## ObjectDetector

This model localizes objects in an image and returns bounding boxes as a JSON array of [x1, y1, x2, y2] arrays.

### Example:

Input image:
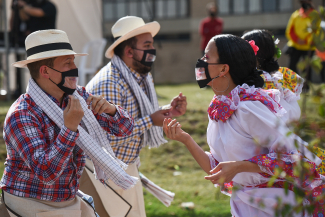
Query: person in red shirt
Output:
[[199, 2, 223, 55]]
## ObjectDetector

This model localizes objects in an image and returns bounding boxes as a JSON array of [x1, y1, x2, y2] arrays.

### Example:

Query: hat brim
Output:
[[13, 51, 88, 68], [105, 21, 160, 59]]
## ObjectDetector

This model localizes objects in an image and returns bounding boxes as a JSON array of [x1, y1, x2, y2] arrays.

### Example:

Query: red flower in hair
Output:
[[247, 40, 259, 55]]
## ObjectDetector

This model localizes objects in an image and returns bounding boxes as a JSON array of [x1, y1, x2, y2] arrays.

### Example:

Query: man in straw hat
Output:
[[85, 16, 187, 217], [0, 29, 138, 217]]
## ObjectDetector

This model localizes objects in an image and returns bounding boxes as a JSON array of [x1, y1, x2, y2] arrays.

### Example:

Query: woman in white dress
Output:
[[242, 29, 303, 123], [163, 34, 325, 217], [242, 29, 325, 175]]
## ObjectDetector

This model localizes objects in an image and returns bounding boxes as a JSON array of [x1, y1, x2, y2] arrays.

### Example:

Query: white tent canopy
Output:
[[51, 0, 103, 63]]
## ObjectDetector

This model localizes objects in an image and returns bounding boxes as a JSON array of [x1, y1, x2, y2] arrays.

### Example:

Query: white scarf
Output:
[[26, 78, 138, 190], [111, 55, 167, 148]]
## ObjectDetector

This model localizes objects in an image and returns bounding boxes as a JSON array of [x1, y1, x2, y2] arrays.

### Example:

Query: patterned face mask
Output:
[[195, 59, 221, 88], [47, 66, 79, 95], [132, 48, 156, 67]]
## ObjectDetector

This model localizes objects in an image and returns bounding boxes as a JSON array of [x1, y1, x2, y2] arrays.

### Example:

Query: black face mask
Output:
[[301, 2, 311, 10], [132, 48, 156, 67], [47, 66, 78, 95], [195, 59, 222, 88], [210, 12, 216, 17]]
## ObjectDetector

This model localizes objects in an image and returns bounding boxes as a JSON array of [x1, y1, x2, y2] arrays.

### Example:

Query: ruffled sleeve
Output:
[[205, 151, 219, 170], [235, 101, 321, 165], [261, 68, 304, 103], [235, 101, 297, 151], [279, 67, 304, 102]]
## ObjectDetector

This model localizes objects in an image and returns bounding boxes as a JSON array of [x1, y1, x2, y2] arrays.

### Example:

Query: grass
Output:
[[0, 83, 324, 216]]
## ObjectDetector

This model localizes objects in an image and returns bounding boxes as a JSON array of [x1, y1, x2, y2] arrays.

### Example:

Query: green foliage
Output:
[[266, 6, 325, 216]]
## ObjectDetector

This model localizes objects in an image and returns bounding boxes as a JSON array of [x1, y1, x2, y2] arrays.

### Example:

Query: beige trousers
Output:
[[79, 160, 146, 217], [3, 191, 96, 217]]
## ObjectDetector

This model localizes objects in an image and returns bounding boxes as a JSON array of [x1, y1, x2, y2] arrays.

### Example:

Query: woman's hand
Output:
[[204, 161, 241, 184], [163, 118, 190, 143]]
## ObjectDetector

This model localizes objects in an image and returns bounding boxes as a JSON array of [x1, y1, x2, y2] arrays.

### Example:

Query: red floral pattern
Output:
[[245, 151, 325, 216], [211, 153, 325, 216], [208, 86, 282, 122]]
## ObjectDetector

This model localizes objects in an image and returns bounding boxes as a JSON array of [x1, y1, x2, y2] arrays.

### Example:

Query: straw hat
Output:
[[13, 29, 87, 68], [105, 16, 160, 59]]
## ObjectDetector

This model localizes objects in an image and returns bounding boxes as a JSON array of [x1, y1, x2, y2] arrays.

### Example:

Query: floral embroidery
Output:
[[207, 84, 285, 122], [312, 146, 325, 176], [246, 151, 325, 216], [260, 67, 304, 102]]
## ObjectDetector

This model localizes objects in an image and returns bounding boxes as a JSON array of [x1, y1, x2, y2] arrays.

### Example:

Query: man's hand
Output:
[[63, 95, 84, 132], [150, 108, 172, 126], [86, 95, 116, 116], [169, 93, 187, 117]]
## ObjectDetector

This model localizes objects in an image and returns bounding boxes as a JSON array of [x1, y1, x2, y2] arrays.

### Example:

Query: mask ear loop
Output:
[[211, 75, 230, 93]]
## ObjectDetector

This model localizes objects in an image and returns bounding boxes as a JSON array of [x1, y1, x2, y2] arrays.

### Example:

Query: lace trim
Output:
[[206, 152, 218, 170], [215, 83, 286, 117]]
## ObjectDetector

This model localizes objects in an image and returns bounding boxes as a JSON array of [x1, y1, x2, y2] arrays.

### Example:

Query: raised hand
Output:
[[63, 95, 84, 132], [169, 93, 187, 117], [86, 95, 116, 116], [163, 118, 190, 143]]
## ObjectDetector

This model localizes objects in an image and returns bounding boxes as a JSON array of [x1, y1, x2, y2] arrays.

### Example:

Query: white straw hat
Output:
[[13, 29, 88, 68], [105, 16, 160, 59]]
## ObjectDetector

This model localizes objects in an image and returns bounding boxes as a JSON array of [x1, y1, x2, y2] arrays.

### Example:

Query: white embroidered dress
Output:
[[205, 84, 319, 217]]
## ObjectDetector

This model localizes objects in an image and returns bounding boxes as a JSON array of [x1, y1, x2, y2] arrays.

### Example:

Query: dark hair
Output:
[[114, 37, 138, 58], [242, 29, 279, 74], [213, 34, 264, 88], [27, 57, 56, 80]]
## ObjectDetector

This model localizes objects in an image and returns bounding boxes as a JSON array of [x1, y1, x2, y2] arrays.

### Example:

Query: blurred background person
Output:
[[9, 0, 28, 47], [9, 0, 57, 97], [16, 0, 57, 34], [199, 2, 223, 56], [285, 0, 320, 89]]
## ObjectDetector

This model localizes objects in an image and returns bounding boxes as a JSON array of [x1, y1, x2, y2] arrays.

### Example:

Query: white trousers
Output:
[[3, 191, 96, 217]]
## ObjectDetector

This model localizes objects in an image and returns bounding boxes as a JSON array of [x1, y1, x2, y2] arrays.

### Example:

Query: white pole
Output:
[[3, 0, 11, 101]]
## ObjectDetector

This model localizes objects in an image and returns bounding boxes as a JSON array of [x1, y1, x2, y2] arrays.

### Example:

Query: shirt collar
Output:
[[41, 87, 69, 107]]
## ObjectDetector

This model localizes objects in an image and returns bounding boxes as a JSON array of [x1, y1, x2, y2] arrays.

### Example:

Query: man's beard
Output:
[[132, 53, 152, 75]]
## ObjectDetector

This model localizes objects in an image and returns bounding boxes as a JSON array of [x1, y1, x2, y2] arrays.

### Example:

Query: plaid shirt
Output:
[[0, 86, 134, 202], [86, 62, 153, 165]]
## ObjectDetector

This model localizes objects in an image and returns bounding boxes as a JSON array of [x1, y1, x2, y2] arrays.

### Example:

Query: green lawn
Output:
[[0, 83, 324, 217]]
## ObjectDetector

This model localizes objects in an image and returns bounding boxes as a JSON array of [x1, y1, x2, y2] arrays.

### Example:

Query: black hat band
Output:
[[26, 42, 73, 57]]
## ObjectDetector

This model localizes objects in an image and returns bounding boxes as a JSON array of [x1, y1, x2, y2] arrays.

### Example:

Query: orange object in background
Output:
[[316, 49, 325, 61]]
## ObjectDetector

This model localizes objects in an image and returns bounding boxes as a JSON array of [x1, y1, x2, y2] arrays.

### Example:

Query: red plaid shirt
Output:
[[0, 86, 134, 202]]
